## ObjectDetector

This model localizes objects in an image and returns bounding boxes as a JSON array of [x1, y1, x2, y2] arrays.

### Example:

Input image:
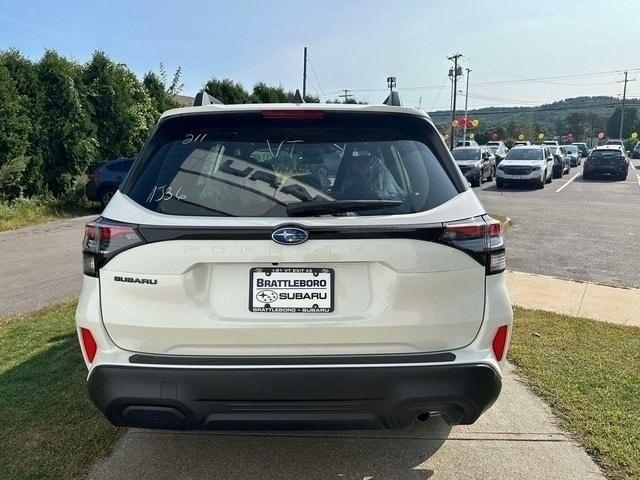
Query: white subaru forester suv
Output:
[[76, 103, 512, 430]]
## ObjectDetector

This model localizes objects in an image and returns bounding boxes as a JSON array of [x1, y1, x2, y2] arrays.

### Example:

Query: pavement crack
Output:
[[576, 281, 589, 316]]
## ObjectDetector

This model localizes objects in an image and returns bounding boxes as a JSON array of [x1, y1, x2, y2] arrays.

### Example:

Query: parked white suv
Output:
[[76, 103, 512, 430], [496, 145, 554, 189]]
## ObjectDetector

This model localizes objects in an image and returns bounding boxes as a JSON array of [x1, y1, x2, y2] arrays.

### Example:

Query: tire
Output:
[[583, 172, 590, 180], [538, 171, 546, 189], [487, 166, 495, 182], [471, 173, 481, 188], [496, 179, 504, 189], [99, 188, 117, 208], [619, 170, 628, 181], [553, 167, 562, 179]]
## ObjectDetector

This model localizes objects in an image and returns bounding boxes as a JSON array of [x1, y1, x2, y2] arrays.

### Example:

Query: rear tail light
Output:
[[439, 216, 506, 274], [492, 325, 509, 361], [82, 218, 144, 276], [80, 327, 98, 363]]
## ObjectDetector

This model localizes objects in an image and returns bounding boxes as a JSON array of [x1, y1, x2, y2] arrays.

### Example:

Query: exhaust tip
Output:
[[416, 412, 430, 422]]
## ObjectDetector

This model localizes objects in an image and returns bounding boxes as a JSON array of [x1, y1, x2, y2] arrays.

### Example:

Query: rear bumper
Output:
[[88, 363, 501, 430], [584, 164, 627, 175]]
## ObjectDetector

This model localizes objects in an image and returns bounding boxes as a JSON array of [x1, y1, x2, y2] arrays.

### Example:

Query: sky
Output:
[[1, 0, 639, 111]]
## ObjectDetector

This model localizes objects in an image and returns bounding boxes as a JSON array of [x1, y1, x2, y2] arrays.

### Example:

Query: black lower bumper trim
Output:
[[128, 351, 456, 366], [88, 363, 501, 430]]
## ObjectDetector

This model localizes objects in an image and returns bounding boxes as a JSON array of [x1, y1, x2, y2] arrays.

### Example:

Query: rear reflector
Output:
[[262, 110, 324, 120], [80, 327, 97, 363], [492, 325, 509, 361]]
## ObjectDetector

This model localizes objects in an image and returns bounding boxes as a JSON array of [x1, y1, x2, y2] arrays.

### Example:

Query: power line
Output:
[[464, 56, 628, 87], [430, 79, 449, 110], [319, 67, 640, 96], [428, 101, 640, 119], [307, 58, 325, 98]]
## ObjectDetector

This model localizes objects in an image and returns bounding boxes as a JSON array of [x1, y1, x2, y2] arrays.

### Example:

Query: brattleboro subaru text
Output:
[[75, 102, 512, 430]]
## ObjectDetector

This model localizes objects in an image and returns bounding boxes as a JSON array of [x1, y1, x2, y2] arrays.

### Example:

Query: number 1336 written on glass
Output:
[[146, 185, 187, 202]]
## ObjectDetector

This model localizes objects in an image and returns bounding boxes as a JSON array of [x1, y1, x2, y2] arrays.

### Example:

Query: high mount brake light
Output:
[[82, 219, 144, 276], [439, 217, 505, 274], [262, 110, 325, 120]]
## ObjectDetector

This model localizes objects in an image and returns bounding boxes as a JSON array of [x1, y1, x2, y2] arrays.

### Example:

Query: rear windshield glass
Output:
[[451, 148, 480, 160], [124, 112, 460, 217], [505, 148, 543, 160], [591, 150, 623, 159]]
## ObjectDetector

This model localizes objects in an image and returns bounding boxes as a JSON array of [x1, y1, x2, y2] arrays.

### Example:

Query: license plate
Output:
[[250, 267, 334, 313]]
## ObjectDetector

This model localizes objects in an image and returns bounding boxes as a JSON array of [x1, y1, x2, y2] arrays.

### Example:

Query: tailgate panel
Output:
[[100, 238, 485, 355]]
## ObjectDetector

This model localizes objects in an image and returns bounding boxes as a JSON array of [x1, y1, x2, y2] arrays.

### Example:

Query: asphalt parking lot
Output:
[[477, 158, 640, 288]]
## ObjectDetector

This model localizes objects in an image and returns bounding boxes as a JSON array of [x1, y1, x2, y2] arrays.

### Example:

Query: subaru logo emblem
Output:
[[272, 227, 309, 245]]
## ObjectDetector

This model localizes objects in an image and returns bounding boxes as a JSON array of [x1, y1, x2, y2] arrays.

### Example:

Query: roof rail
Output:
[[193, 90, 224, 106], [292, 89, 305, 104], [383, 91, 402, 106]]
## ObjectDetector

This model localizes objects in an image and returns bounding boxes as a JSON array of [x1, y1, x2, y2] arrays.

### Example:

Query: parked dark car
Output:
[[451, 146, 496, 187], [547, 146, 570, 178], [563, 144, 581, 167], [571, 142, 589, 158], [631, 141, 640, 159], [86, 157, 134, 207], [583, 146, 629, 180]]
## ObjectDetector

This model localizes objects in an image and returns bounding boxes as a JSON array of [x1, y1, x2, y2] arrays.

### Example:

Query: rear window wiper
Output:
[[286, 199, 402, 217]]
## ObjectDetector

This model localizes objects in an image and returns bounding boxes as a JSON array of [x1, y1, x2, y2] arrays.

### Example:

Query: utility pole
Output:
[[619, 70, 630, 140], [387, 76, 396, 97], [302, 47, 308, 99], [339, 89, 354, 103], [448, 53, 463, 149], [463, 68, 471, 144]]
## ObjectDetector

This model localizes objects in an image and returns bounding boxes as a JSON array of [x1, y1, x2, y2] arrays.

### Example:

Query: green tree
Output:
[[205, 78, 251, 104], [607, 106, 638, 139], [0, 63, 30, 199], [143, 63, 183, 115], [83, 51, 157, 161], [37, 50, 97, 195], [250, 82, 294, 103], [0, 49, 46, 195], [564, 112, 587, 140]]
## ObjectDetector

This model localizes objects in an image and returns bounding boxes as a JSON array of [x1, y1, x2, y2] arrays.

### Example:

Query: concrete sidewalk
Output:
[[87, 271, 625, 479], [89, 363, 604, 480], [507, 270, 640, 327]]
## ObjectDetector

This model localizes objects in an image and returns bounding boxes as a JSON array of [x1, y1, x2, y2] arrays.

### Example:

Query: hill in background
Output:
[[429, 95, 640, 132]]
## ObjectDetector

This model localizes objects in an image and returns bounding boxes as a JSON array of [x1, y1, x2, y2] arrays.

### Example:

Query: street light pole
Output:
[[463, 68, 471, 144]]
